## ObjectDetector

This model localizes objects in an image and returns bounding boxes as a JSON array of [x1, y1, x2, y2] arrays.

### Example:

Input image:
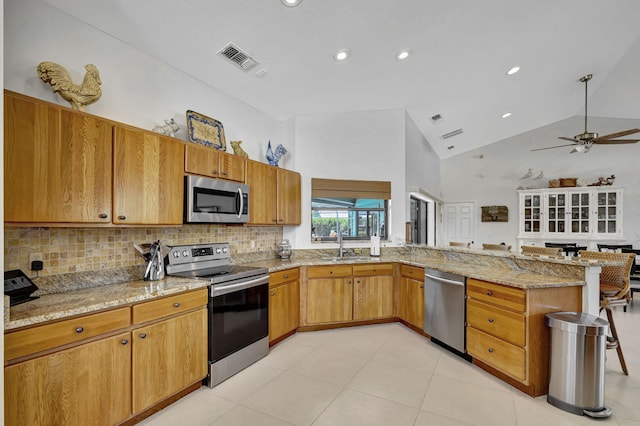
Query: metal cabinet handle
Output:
[[118, 215, 126, 220], [121, 339, 129, 345], [329, 271, 333, 274], [76, 327, 84, 333], [486, 290, 493, 296], [347, 280, 352, 285], [356, 279, 361, 284], [488, 318, 494, 323], [420, 285, 424, 288], [222, 171, 228, 176], [488, 348, 494, 353], [140, 333, 147, 339], [212, 170, 218, 175], [98, 213, 108, 219], [173, 302, 180, 308], [270, 291, 275, 296], [283, 274, 289, 279]]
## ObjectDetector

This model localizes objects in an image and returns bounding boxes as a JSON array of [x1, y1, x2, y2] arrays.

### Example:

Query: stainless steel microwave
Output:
[[184, 175, 249, 224]]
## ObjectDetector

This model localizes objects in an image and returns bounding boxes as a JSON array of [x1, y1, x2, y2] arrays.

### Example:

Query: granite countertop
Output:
[[5, 252, 591, 331]]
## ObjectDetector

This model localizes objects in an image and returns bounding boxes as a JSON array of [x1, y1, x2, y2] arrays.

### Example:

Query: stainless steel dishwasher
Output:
[[424, 268, 467, 357]]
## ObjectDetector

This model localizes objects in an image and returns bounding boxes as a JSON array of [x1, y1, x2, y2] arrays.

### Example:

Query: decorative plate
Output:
[[186, 110, 226, 151]]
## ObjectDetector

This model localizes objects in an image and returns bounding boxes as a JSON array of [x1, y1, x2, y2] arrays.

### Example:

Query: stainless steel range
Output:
[[165, 242, 269, 387]]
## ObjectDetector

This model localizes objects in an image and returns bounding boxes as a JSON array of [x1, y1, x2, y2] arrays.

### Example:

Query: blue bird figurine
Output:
[[266, 141, 287, 167]]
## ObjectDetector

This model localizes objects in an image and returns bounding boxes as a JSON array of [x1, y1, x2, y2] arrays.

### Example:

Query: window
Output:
[[311, 178, 390, 242]]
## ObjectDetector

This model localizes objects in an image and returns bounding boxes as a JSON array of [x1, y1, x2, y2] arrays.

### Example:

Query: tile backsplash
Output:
[[4, 225, 283, 277]]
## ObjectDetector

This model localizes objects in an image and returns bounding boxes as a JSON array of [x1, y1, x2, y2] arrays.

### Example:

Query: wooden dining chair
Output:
[[482, 243, 511, 251], [449, 241, 471, 248], [578, 250, 634, 375], [521, 245, 562, 257]]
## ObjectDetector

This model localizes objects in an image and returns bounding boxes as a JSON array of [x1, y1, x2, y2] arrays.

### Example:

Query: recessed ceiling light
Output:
[[506, 66, 520, 76], [333, 49, 351, 62], [502, 112, 512, 118], [281, 0, 302, 7], [396, 48, 412, 61]]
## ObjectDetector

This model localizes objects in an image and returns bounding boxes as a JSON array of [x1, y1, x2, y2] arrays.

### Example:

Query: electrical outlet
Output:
[[29, 252, 43, 264]]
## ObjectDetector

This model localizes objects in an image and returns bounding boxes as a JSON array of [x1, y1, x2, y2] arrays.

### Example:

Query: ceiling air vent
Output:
[[431, 114, 443, 123], [441, 128, 463, 140], [217, 42, 260, 72]]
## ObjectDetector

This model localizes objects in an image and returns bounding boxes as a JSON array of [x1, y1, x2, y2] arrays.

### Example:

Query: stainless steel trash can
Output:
[[545, 312, 612, 418]]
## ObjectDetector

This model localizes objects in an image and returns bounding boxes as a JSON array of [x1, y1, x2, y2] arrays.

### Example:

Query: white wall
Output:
[[405, 111, 441, 198], [4, 0, 282, 160], [290, 109, 408, 249], [441, 115, 640, 248]]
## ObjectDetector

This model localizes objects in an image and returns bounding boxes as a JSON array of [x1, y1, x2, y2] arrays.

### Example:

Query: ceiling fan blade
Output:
[[594, 128, 640, 141], [594, 139, 639, 145], [531, 144, 576, 152], [558, 136, 578, 142]]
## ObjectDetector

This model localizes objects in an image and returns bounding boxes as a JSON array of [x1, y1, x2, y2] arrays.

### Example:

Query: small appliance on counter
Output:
[[370, 234, 381, 257], [4, 269, 39, 306], [277, 239, 292, 259], [134, 241, 165, 281]]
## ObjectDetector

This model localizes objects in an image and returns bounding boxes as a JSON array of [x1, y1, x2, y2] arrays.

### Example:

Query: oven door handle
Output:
[[212, 275, 269, 297]]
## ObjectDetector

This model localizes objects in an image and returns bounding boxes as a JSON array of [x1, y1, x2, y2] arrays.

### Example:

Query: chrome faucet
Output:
[[337, 221, 344, 258]]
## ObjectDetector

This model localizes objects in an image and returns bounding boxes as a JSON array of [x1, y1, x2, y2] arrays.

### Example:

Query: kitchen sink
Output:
[[320, 256, 372, 262]]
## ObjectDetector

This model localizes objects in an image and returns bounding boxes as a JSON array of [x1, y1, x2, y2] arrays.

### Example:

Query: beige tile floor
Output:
[[140, 304, 640, 426]]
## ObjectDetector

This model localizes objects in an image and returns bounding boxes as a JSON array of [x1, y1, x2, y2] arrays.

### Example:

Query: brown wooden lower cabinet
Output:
[[4, 332, 132, 426], [132, 308, 207, 412], [466, 277, 581, 396], [269, 268, 300, 343], [398, 265, 424, 330], [4, 288, 208, 426]]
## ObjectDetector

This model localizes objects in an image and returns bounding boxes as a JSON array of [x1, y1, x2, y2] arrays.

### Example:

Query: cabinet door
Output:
[[353, 275, 393, 320], [219, 151, 246, 182], [306, 278, 353, 324], [399, 277, 424, 329], [596, 189, 622, 236], [4, 332, 131, 426], [132, 308, 207, 413], [4, 93, 112, 223], [569, 191, 591, 234], [519, 192, 542, 235], [277, 168, 301, 225], [113, 127, 184, 225], [269, 280, 300, 343], [245, 160, 277, 224], [185, 143, 220, 178], [545, 191, 567, 234]]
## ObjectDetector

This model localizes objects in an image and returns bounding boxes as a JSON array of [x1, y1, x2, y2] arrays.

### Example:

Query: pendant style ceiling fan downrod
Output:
[[580, 74, 592, 134]]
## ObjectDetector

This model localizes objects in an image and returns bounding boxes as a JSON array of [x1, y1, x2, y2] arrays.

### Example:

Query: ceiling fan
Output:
[[532, 74, 640, 153]]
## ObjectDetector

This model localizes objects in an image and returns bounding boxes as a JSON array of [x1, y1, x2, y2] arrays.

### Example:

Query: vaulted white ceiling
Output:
[[42, 0, 640, 158]]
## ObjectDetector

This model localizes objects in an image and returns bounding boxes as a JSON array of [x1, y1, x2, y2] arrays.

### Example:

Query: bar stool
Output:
[[521, 245, 562, 257], [482, 243, 511, 251], [578, 250, 634, 375], [449, 241, 471, 248]]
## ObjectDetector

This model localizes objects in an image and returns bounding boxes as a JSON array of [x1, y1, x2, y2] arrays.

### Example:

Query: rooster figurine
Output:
[[37, 62, 102, 111], [266, 141, 287, 167]]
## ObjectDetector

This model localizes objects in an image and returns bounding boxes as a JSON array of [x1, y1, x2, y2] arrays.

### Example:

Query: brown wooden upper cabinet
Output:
[[4, 91, 113, 224], [184, 143, 245, 182], [113, 126, 184, 225], [245, 159, 301, 225], [4, 91, 186, 226]]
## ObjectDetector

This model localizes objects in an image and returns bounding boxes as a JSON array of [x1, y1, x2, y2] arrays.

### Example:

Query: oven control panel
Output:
[[165, 242, 230, 265]]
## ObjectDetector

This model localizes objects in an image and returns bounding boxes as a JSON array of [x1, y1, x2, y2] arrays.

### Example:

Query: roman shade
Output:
[[311, 178, 391, 200]]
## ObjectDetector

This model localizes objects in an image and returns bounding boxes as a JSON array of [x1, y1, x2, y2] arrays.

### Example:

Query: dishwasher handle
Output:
[[424, 272, 465, 287]]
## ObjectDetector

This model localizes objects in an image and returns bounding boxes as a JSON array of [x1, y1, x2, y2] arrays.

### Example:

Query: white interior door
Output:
[[443, 202, 475, 245]]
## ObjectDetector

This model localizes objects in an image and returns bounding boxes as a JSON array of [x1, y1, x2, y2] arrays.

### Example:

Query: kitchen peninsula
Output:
[[5, 245, 600, 425]]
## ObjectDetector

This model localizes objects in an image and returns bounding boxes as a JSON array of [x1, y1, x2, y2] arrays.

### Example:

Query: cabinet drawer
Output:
[[132, 288, 208, 324], [307, 265, 352, 278], [399, 264, 424, 279], [467, 299, 526, 346], [467, 278, 526, 312], [270, 268, 300, 286], [352, 263, 393, 277], [467, 327, 526, 381], [5, 307, 130, 361]]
